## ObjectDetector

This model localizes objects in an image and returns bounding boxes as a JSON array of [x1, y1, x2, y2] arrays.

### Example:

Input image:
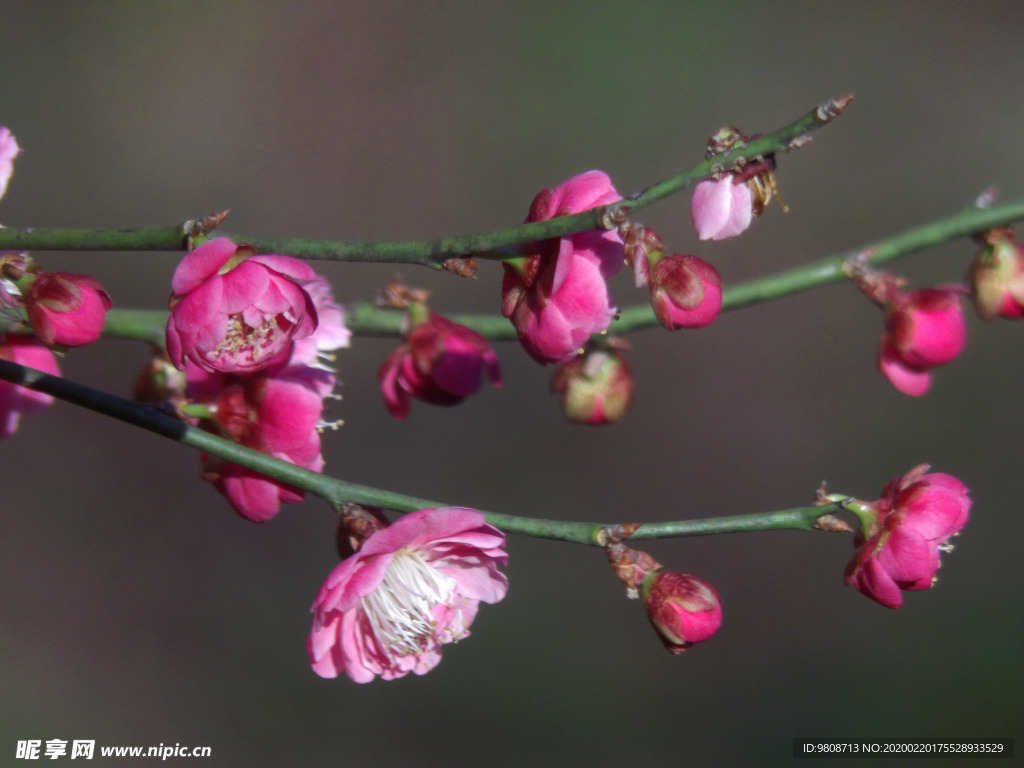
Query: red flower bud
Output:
[[641, 571, 722, 654]]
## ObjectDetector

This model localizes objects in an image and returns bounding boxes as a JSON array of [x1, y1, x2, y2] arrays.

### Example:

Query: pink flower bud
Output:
[[878, 285, 966, 396], [550, 347, 634, 425], [967, 228, 1024, 320], [0, 335, 61, 438], [166, 238, 318, 374], [378, 310, 501, 419], [25, 271, 112, 348], [641, 571, 723, 654], [844, 465, 970, 609], [649, 254, 722, 330], [0, 127, 20, 203], [690, 176, 753, 241], [307, 507, 508, 682], [501, 171, 625, 364]]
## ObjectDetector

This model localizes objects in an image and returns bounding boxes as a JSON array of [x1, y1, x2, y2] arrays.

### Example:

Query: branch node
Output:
[[600, 204, 632, 231], [442, 256, 479, 279]]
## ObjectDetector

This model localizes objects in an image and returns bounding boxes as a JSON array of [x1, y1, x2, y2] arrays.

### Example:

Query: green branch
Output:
[[0, 96, 847, 267], [97, 194, 1024, 346], [0, 358, 841, 545]]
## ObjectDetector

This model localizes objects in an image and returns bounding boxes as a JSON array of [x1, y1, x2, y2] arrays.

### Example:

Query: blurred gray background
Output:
[[1, 1, 1022, 766]]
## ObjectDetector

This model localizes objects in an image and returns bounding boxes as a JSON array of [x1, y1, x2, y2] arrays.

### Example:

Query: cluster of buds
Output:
[[0, 128, 112, 438]]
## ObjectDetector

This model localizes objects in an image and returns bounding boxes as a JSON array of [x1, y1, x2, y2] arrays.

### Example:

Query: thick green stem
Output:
[[0, 358, 840, 545]]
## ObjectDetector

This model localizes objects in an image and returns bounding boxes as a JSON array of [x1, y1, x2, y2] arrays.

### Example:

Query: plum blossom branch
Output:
[[0, 357, 842, 544], [90, 194, 1024, 346], [0, 96, 849, 268]]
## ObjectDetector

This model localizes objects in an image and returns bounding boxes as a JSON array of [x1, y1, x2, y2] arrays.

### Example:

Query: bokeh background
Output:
[[2, 1, 1022, 765]]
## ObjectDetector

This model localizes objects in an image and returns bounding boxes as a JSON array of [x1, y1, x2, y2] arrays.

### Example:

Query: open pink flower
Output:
[[187, 360, 332, 522], [844, 465, 970, 609], [649, 254, 722, 330], [167, 238, 318, 374], [307, 507, 508, 682], [379, 310, 501, 419], [690, 176, 753, 241], [501, 170, 624, 364], [0, 126, 20, 203], [878, 285, 966, 396], [642, 570, 722, 653], [0, 335, 61, 438], [25, 271, 111, 347]]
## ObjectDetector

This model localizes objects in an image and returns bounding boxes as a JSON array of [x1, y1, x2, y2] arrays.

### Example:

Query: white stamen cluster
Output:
[[361, 548, 458, 656]]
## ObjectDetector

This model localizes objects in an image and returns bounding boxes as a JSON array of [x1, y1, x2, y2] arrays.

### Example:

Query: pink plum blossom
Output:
[[307, 507, 508, 682], [186, 359, 332, 522], [550, 347, 633, 425], [878, 285, 966, 396], [290, 275, 351, 367], [0, 335, 61, 438], [0, 126, 20, 203], [501, 170, 625, 364], [167, 238, 318, 374], [25, 271, 111, 348], [844, 465, 970, 609], [690, 176, 754, 241], [648, 254, 722, 330], [378, 310, 501, 419], [641, 570, 723, 653]]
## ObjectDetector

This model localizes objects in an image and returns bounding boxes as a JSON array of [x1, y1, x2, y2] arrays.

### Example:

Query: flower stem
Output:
[[91, 194, 1024, 346], [0, 358, 842, 545], [0, 96, 845, 266]]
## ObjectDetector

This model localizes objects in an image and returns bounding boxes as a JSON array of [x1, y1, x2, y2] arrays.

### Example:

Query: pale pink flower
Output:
[[0, 126, 21, 202], [648, 254, 722, 330], [550, 347, 633, 425], [186, 360, 332, 522], [0, 335, 61, 438], [166, 238, 318, 374], [844, 465, 970, 609], [307, 507, 508, 683], [690, 176, 753, 241], [290, 275, 351, 367], [642, 570, 722, 653], [878, 286, 966, 396], [25, 271, 111, 347], [501, 170, 624, 364], [378, 310, 501, 419]]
